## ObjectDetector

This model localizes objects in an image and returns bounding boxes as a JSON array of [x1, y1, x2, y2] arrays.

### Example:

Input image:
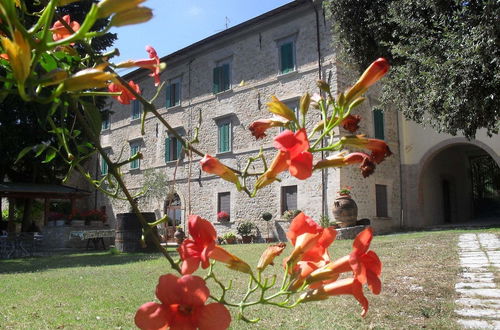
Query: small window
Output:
[[165, 135, 183, 162], [375, 184, 388, 217], [373, 108, 385, 140], [166, 77, 181, 107], [213, 59, 231, 94], [281, 185, 298, 214], [130, 144, 140, 169], [218, 192, 230, 217], [278, 38, 296, 74], [217, 121, 231, 153], [131, 100, 141, 120], [101, 112, 110, 130]]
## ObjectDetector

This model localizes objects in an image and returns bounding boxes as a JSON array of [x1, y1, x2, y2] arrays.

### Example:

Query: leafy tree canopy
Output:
[[0, 0, 116, 184], [326, 0, 500, 138]]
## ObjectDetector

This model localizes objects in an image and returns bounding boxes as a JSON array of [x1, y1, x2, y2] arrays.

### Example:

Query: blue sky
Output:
[[111, 0, 293, 67]]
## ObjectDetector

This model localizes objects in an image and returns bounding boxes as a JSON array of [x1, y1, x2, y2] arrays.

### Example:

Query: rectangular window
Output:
[[213, 60, 231, 94], [217, 122, 231, 153], [166, 78, 181, 107], [101, 112, 110, 130], [130, 144, 140, 170], [165, 136, 183, 162], [131, 100, 141, 120], [373, 108, 385, 140], [281, 185, 298, 214], [279, 40, 295, 74], [375, 184, 388, 217], [218, 192, 230, 216]]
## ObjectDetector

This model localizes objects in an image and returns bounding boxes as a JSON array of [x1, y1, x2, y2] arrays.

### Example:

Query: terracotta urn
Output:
[[332, 196, 358, 228]]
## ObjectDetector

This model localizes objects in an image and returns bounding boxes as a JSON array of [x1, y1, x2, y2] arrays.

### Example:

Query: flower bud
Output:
[[299, 93, 310, 117], [345, 58, 389, 105], [316, 80, 330, 93], [257, 243, 286, 271], [267, 96, 297, 122], [110, 7, 153, 27], [209, 246, 252, 274], [62, 65, 115, 91], [97, 0, 146, 18], [200, 155, 241, 190], [1, 30, 31, 84]]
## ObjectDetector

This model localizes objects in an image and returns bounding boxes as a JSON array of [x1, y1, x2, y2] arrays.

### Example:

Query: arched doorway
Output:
[[418, 142, 500, 226], [164, 193, 182, 226], [161, 193, 183, 242]]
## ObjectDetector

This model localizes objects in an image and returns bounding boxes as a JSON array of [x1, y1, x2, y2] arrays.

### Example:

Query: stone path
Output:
[[456, 233, 500, 329]]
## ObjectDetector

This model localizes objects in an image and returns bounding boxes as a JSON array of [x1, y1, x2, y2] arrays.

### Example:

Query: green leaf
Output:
[[34, 144, 48, 157], [15, 146, 33, 164], [40, 53, 57, 72], [42, 148, 57, 163]]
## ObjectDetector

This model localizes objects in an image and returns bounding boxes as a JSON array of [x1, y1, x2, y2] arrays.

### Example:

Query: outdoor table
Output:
[[69, 229, 115, 250]]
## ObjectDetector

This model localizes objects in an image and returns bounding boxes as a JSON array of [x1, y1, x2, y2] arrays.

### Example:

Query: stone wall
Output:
[[96, 2, 401, 236]]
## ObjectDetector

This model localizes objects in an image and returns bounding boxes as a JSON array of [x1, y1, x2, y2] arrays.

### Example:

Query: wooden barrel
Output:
[[115, 212, 157, 252]]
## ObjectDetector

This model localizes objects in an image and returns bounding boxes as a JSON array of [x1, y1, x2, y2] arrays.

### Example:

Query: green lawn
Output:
[[1, 228, 499, 329]]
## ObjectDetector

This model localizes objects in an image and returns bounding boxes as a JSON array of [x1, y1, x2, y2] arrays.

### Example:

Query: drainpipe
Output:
[[308, 0, 327, 217], [396, 110, 404, 229]]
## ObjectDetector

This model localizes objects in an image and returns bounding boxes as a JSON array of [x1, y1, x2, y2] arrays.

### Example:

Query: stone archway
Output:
[[416, 139, 500, 226]]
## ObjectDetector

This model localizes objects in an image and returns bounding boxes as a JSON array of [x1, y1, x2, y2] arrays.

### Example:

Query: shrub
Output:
[[237, 221, 255, 236], [261, 212, 273, 221]]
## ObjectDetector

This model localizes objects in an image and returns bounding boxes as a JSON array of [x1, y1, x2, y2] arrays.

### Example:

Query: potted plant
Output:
[[84, 209, 107, 227], [222, 232, 236, 244], [69, 210, 85, 226], [261, 212, 275, 242], [237, 221, 255, 244], [332, 186, 357, 228], [282, 209, 301, 222], [174, 225, 185, 244], [217, 211, 230, 222]]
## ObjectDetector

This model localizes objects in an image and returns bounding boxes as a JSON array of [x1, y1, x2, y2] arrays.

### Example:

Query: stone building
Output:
[[97, 0, 499, 238]]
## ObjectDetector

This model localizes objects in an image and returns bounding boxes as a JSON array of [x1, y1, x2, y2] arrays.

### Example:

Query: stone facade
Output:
[[97, 0, 403, 238]]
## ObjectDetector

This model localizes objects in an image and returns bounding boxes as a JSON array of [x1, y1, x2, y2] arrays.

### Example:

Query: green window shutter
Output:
[[101, 157, 108, 175], [174, 82, 180, 105], [166, 84, 172, 107], [213, 67, 221, 94], [165, 137, 171, 162], [281, 42, 294, 73], [130, 145, 139, 169], [373, 109, 385, 140], [219, 123, 230, 152], [176, 137, 183, 159], [222, 63, 230, 91]]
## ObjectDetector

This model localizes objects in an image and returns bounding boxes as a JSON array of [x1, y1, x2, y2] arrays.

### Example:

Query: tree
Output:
[[326, 0, 500, 138], [0, 0, 117, 229]]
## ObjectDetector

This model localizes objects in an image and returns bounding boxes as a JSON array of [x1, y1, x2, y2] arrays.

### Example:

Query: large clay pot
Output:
[[174, 228, 185, 244], [332, 196, 358, 228]]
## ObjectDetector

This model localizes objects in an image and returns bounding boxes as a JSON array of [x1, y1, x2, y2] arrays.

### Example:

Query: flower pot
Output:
[[72, 220, 85, 226], [241, 235, 252, 244], [90, 220, 103, 227], [174, 229, 185, 245], [55, 220, 66, 227], [225, 237, 236, 244], [332, 196, 358, 228]]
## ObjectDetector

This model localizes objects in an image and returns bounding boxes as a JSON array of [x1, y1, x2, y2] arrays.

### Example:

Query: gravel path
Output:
[[456, 233, 500, 329]]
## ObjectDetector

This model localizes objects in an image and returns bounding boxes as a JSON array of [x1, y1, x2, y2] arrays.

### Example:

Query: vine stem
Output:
[[69, 100, 181, 274]]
